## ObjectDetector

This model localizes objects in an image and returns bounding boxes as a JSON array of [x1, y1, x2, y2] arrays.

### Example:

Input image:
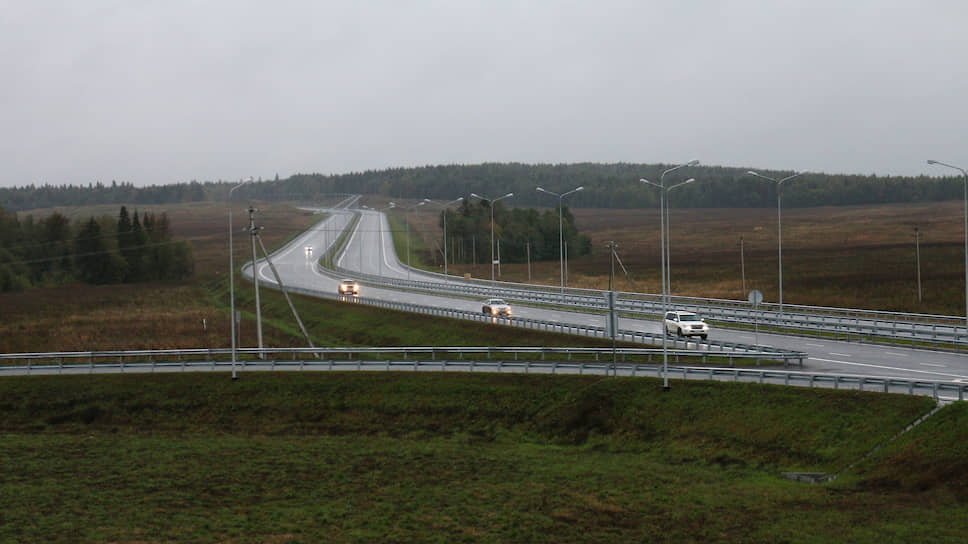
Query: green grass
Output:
[[2, 372, 963, 543]]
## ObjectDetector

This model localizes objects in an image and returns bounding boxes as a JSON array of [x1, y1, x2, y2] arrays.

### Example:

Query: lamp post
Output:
[[746, 170, 803, 313], [640, 159, 698, 391], [228, 178, 250, 380], [423, 197, 464, 275], [470, 192, 514, 281], [927, 159, 968, 329], [536, 185, 584, 298], [403, 201, 425, 280]]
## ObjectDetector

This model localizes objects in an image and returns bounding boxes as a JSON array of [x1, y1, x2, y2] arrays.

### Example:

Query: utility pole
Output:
[[248, 206, 264, 357], [606, 240, 618, 375], [740, 235, 746, 297], [915, 226, 922, 304]]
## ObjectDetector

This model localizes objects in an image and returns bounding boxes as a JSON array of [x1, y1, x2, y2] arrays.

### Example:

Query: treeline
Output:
[[440, 200, 590, 265], [285, 163, 962, 210], [0, 205, 193, 292], [1, 163, 963, 212]]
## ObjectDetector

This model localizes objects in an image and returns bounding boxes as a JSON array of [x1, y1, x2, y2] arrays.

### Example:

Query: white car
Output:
[[664, 311, 708, 340], [482, 298, 512, 317]]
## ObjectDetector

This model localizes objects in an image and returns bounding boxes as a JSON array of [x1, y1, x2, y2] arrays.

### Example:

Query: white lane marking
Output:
[[805, 343, 825, 348], [829, 352, 852, 357], [882, 351, 909, 357], [920, 363, 947, 368], [809, 357, 968, 380]]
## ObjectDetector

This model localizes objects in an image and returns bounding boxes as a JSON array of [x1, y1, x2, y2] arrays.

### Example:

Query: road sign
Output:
[[748, 289, 763, 305]]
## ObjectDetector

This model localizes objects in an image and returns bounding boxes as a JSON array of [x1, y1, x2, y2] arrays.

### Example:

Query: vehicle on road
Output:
[[305, 245, 313, 257], [338, 279, 360, 295], [482, 298, 512, 317], [664, 311, 708, 340]]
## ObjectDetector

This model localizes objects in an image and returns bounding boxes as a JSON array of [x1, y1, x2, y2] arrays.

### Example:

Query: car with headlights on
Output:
[[482, 298, 512, 317], [338, 279, 360, 296]]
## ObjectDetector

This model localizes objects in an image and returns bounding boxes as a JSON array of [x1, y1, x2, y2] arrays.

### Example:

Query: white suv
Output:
[[664, 311, 708, 340]]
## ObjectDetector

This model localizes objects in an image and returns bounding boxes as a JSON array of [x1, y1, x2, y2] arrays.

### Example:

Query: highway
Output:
[[249, 205, 968, 385]]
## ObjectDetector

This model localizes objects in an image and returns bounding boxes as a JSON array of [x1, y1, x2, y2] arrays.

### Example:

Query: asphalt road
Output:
[[251, 208, 968, 385]]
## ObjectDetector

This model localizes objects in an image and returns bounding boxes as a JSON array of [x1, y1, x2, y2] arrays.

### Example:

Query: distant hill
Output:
[[1, 162, 960, 212]]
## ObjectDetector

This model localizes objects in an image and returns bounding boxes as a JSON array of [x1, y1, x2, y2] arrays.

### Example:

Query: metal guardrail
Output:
[[1, 347, 964, 402], [334, 258, 968, 349], [251, 274, 806, 363]]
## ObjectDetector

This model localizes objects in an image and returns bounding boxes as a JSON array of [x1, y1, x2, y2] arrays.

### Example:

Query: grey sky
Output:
[[2, 1, 966, 188]]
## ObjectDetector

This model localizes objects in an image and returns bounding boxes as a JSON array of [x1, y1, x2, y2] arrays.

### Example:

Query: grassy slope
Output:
[[2, 372, 964, 543]]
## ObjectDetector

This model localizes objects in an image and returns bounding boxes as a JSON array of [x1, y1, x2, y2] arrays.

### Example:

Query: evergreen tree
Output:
[[74, 218, 125, 284]]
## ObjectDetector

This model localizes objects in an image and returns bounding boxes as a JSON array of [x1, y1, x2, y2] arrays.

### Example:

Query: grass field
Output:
[[2, 372, 965, 543]]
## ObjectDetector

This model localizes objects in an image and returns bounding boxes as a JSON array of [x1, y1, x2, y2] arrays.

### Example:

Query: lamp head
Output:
[[927, 160, 938, 165], [686, 159, 699, 166]]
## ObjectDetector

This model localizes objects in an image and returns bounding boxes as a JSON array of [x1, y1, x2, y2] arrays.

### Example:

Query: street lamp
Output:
[[423, 197, 464, 275], [228, 178, 250, 380], [536, 185, 584, 298], [927, 159, 968, 329], [640, 159, 698, 391], [470, 192, 514, 281], [746, 170, 804, 313]]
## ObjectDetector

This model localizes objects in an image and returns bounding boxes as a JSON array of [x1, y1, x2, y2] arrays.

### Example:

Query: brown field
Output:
[[412, 200, 966, 315], [1, 202, 320, 352], [3, 198, 965, 353]]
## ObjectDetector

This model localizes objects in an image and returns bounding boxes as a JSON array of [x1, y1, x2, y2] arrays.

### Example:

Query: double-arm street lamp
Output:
[[470, 192, 514, 280], [228, 178, 250, 380], [641, 159, 698, 391], [927, 159, 968, 329], [536, 185, 584, 298], [746, 170, 804, 313], [423, 197, 464, 276]]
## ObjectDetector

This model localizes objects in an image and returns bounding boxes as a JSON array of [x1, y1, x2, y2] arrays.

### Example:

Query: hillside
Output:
[[1, 372, 965, 543]]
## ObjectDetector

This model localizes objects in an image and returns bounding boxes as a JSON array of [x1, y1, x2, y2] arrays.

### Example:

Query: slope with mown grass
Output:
[[2, 372, 963, 543]]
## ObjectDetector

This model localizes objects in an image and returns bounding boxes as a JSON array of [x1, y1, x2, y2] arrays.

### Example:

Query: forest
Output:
[[1, 162, 961, 212], [0, 205, 193, 292], [442, 199, 590, 265]]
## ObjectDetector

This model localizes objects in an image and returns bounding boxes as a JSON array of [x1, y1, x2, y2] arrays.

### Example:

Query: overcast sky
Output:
[[2, 1, 966, 188]]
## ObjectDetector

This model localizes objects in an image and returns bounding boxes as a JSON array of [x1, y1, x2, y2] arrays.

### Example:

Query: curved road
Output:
[[251, 207, 968, 385]]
